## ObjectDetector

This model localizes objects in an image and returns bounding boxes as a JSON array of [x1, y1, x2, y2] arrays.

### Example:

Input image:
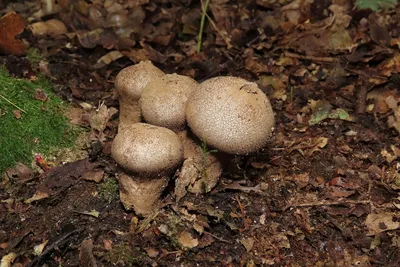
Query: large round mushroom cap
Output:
[[111, 123, 183, 174], [140, 74, 198, 130], [114, 61, 164, 100], [186, 76, 275, 155]]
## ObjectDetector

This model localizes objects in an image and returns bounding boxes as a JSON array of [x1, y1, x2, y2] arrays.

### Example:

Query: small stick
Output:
[[0, 93, 27, 113], [284, 51, 339, 63], [284, 199, 370, 211]]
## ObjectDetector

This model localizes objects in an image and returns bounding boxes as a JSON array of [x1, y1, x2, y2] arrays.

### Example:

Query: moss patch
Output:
[[0, 67, 78, 173]]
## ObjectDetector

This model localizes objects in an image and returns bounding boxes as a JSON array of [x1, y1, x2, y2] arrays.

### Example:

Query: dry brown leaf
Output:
[[177, 231, 199, 249], [241, 237, 254, 252], [29, 19, 67, 37], [82, 169, 104, 183], [90, 104, 118, 133], [79, 239, 98, 267], [0, 12, 25, 56], [34, 88, 48, 102], [12, 110, 21, 119], [93, 51, 124, 69], [365, 213, 400, 235]]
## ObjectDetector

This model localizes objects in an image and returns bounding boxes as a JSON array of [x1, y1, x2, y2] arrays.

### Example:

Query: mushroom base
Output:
[[175, 130, 227, 200], [118, 172, 169, 217]]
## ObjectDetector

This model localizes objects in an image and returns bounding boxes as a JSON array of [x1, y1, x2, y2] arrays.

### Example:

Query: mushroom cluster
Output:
[[112, 61, 275, 217]]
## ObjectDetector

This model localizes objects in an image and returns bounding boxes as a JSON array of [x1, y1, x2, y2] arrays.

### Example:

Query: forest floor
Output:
[[1, 0, 400, 266]]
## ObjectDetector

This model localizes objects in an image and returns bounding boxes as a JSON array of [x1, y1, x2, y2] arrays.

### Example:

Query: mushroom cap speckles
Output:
[[114, 61, 164, 100], [111, 123, 183, 174], [140, 74, 198, 130], [186, 76, 275, 155]]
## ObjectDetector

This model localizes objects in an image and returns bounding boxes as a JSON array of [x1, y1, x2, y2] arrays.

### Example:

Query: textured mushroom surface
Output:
[[186, 76, 275, 154], [115, 61, 164, 100], [111, 123, 183, 174], [114, 61, 164, 125], [140, 74, 198, 130], [118, 173, 169, 217]]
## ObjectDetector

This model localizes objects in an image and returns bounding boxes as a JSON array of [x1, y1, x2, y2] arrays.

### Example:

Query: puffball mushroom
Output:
[[186, 76, 275, 155], [140, 74, 198, 130], [111, 123, 183, 217], [114, 61, 164, 127]]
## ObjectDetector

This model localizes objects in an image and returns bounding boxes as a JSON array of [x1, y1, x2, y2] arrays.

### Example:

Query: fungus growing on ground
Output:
[[140, 73, 198, 131], [186, 76, 275, 155], [175, 76, 275, 196], [111, 123, 183, 217], [114, 61, 164, 127]]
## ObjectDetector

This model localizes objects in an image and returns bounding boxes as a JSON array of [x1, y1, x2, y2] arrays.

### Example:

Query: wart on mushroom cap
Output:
[[186, 76, 275, 155], [114, 61, 164, 126], [140, 74, 198, 131]]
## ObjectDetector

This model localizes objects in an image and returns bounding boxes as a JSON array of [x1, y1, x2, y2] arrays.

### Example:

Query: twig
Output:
[[284, 51, 339, 63], [204, 12, 232, 49], [0, 93, 26, 113], [197, 0, 210, 53], [284, 199, 370, 211], [203, 231, 230, 243]]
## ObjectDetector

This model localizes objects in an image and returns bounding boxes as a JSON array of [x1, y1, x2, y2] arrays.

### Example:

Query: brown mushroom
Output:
[[140, 74, 198, 131], [186, 76, 275, 155], [111, 123, 183, 217], [114, 61, 164, 127]]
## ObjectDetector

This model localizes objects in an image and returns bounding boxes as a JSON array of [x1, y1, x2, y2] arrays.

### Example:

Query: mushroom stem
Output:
[[175, 130, 226, 200], [118, 98, 141, 127], [118, 172, 169, 217]]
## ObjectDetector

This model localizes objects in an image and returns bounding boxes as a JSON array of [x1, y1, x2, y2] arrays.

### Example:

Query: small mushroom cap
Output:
[[114, 61, 164, 100], [111, 123, 183, 174], [186, 76, 275, 155], [140, 74, 198, 130]]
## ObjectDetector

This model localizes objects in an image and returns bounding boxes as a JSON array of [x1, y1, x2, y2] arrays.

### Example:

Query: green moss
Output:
[[26, 48, 44, 65], [0, 67, 78, 174], [98, 176, 119, 203], [105, 243, 146, 266]]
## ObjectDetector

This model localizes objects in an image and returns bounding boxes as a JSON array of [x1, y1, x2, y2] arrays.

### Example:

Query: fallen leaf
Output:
[[177, 231, 199, 249], [29, 19, 67, 37], [25, 190, 49, 204], [82, 169, 104, 183], [33, 240, 48, 256], [34, 88, 48, 102], [79, 239, 98, 267], [12, 110, 21, 119], [0, 252, 18, 267], [0, 12, 25, 56], [93, 51, 124, 69], [241, 237, 254, 252], [90, 104, 118, 133], [75, 210, 100, 218], [365, 213, 400, 235], [144, 247, 160, 258], [103, 239, 113, 251]]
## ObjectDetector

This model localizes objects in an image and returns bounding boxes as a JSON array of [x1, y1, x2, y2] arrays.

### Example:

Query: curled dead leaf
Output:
[[0, 12, 25, 56]]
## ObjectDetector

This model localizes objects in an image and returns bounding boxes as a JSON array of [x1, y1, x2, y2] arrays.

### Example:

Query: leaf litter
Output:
[[1, 0, 400, 266]]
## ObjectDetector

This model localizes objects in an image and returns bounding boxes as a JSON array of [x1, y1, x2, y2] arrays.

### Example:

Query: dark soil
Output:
[[1, 1, 400, 266]]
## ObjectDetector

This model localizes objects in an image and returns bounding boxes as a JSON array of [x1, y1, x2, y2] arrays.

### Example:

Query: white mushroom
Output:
[[140, 74, 198, 131], [114, 61, 164, 127], [111, 123, 183, 217], [186, 76, 275, 155]]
